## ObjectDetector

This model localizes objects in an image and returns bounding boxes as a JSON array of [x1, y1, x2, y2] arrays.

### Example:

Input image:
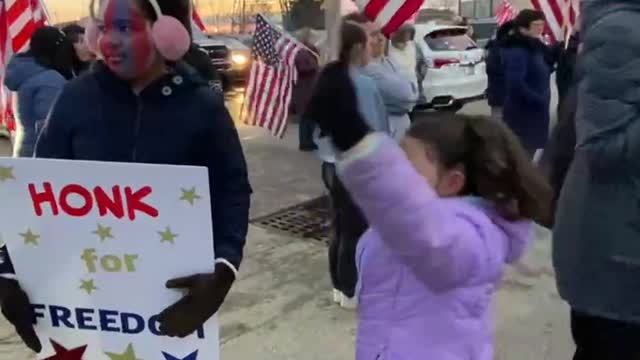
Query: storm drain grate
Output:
[[251, 196, 332, 243]]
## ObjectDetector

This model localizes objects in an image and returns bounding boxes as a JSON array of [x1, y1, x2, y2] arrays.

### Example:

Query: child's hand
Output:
[[157, 263, 234, 337], [0, 278, 41, 353], [309, 62, 370, 151]]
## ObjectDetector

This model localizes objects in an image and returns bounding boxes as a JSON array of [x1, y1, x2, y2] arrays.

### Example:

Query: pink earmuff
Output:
[[151, 15, 190, 62]]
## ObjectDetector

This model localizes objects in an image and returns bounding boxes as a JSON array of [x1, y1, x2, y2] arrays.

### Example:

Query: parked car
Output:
[[192, 26, 252, 89], [415, 23, 487, 111]]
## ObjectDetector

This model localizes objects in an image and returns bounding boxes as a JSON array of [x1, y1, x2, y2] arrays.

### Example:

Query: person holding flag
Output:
[[0, 0, 251, 352]]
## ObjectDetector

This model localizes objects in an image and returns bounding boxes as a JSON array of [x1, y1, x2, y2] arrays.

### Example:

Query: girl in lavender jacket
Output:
[[308, 63, 551, 359]]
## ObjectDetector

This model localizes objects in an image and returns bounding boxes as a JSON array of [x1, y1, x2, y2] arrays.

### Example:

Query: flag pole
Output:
[[39, 0, 52, 24], [323, 0, 341, 64], [259, 14, 320, 59]]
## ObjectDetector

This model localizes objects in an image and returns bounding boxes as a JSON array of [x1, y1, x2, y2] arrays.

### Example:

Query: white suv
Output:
[[415, 23, 487, 111]]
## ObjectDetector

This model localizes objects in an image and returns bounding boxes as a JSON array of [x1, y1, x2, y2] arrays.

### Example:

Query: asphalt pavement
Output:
[[0, 91, 572, 359]]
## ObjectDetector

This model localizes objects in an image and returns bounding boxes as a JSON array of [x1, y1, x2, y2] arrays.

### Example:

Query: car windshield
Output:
[[424, 29, 477, 51]]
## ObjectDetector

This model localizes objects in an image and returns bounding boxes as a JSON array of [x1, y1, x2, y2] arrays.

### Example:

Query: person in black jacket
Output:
[[538, 84, 577, 228], [555, 30, 580, 108], [501, 10, 552, 156], [485, 20, 514, 121], [0, 0, 251, 352]]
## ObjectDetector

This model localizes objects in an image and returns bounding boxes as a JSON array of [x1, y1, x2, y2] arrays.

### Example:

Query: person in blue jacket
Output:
[[485, 20, 514, 122], [501, 9, 551, 156], [4, 26, 73, 157], [0, 0, 251, 352], [553, 0, 640, 357]]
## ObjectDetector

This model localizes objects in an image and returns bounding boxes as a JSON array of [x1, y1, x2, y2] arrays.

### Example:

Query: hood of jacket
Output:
[[4, 54, 50, 91], [467, 197, 532, 264]]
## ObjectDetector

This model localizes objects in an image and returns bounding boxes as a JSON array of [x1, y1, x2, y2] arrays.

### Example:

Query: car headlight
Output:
[[231, 53, 248, 66]]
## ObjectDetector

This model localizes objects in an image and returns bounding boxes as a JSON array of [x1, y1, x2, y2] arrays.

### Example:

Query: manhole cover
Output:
[[251, 196, 331, 242]]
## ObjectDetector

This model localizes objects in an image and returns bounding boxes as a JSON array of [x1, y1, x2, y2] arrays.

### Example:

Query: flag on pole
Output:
[[531, 0, 579, 43], [192, 1, 207, 32], [495, 0, 517, 25], [356, 0, 424, 36], [242, 14, 303, 138]]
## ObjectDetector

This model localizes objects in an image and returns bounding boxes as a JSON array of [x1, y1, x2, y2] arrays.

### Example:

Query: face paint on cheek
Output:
[[98, 0, 158, 78], [129, 30, 156, 74]]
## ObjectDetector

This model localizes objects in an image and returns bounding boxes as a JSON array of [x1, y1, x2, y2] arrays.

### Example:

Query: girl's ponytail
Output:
[[462, 117, 551, 221], [407, 114, 552, 222], [337, 20, 367, 65]]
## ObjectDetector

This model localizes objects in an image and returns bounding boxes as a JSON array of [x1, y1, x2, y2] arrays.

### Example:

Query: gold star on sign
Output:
[[105, 343, 141, 360], [180, 187, 201, 205], [20, 229, 39, 246], [92, 223, 114, 242], [79, 279, 98, 295], [0, 166, 15, 182], [158, 226, 178, 244]]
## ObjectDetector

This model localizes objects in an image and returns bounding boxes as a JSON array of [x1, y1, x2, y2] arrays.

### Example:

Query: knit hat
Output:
[[61, 24, 85, 43], [30, 26, 66, 59], [513, 9, 545, 29]]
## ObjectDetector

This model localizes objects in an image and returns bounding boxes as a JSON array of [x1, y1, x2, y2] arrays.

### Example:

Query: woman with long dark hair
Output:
[[308, 17, 387, 309], [0, 0, 251, 352], [485, 20, 514, 121], [4, 26, 74, 157], [61, 24, 96, 76]]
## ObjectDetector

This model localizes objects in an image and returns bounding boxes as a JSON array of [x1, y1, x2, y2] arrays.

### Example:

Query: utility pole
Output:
[[323, 0, 340, 63], [241, 0, 246, 33]]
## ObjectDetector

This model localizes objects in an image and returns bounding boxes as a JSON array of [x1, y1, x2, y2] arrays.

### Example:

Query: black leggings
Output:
[[571, 309, 640, 360], [322, 162, 367, 298]]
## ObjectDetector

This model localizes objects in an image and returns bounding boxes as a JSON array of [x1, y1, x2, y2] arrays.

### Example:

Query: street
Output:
[[0, 92, 573, 359]]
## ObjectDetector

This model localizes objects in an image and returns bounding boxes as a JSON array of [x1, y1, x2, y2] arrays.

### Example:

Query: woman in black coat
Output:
[[501, 10, 551, 155], [485, 21, 514, 121]]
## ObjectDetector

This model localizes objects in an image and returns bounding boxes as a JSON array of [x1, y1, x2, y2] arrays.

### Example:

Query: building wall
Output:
[[459, 0, 533, 19]]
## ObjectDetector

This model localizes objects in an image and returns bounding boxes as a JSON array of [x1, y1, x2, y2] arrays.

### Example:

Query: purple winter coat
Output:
[[336, 134, 532, 360]]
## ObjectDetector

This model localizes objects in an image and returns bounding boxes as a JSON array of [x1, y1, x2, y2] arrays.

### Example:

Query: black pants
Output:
[[322, 162, 367, 298], [298, 116, 317, 151], [571, 310, 640, 360]]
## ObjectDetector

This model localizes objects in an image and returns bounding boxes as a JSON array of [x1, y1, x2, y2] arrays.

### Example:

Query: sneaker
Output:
[[340, 293, 357, 310], [332, 289, 341, 304]]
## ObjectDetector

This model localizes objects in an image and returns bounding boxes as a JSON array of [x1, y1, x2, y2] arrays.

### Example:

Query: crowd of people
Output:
[[0, 0, 638, 359], [306, 5, 638, 360]]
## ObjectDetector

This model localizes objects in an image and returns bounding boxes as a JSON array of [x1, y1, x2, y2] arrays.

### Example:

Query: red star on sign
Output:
[[44, 339, 87, 360]]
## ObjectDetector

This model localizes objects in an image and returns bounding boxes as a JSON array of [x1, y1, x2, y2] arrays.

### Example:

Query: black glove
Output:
[[307, 62, 370, 151], [157, 263, 235, 337], [0, 278, 41, 353]]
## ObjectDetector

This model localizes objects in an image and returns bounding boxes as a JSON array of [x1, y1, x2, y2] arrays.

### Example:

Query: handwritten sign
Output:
[[0, 158, 218, 360]]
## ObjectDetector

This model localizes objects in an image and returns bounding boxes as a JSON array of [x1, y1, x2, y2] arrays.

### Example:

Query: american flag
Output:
[[495, 0, 517, 26], [192, 3, 207, 33], [531, 0, 579, 43], [0, 0, 47, 134], [357, 0, 424, 36], [243, 14, 303, 138]]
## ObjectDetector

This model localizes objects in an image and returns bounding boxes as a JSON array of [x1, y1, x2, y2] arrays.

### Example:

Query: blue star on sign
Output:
[[162, 350, 198, 360]]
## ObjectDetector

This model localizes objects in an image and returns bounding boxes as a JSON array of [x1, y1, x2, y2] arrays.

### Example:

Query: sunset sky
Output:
[[43, 0, 237, 23]]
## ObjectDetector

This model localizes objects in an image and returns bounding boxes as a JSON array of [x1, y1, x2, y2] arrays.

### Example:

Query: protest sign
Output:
[[0, 157, 218, 360]]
